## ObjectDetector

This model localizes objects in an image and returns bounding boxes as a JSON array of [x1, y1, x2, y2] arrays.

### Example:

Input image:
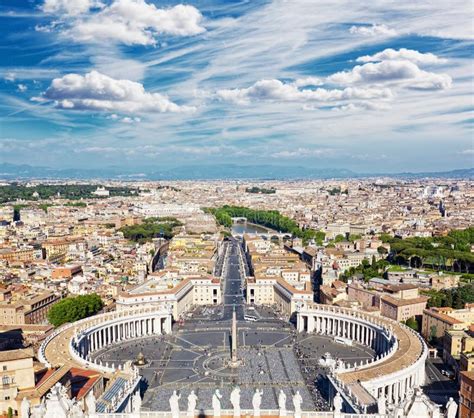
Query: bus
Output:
[[334, 336, 353, 346], [244, 315, 258, 322]]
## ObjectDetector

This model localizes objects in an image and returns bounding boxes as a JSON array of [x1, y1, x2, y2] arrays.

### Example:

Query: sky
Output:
[[0, 0, 473, 174]]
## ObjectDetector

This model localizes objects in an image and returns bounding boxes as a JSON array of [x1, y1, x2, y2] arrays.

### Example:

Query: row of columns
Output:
[[297, 312, 426, 409], [376, 364, 425, 405], [78, 315, 172, 356], [300, 314, 390, 354]]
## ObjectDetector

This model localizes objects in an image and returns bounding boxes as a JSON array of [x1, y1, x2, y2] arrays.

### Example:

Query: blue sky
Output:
[[0, 0, 473, 173]]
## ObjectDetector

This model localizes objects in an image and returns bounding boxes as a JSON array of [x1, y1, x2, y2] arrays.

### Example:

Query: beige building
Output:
[[460, 351, 474, 373], [380, 294, 429, 322], [444, 329, 474, 366], [347, 282, 428, 322], [319, 280, 348, 305], [0, 348, 35, 416], [0, 292, 60, 325], [116, 274, 222, 318], [430, 273, 460, 291], [246, 276, 313, 317], [422, 305, 474, 341]]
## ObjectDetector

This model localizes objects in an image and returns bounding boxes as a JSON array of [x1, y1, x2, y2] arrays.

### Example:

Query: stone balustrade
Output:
[[39, 306, 173, 373], [296, 304, 427, 412]]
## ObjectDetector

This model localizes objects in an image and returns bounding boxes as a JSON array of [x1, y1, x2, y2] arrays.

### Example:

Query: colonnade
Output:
[[76, 315, 172, 356], [296, 305, 427, 414], [67, 310, 173, 374], [298, 313, 392, 354], [365, 350, 427, 406]]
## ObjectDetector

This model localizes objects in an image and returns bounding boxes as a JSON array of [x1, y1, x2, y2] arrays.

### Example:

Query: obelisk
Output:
[[230, 305, 239, 367]]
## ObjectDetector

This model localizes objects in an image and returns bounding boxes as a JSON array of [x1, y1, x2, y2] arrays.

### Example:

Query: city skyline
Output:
[[0, 0, 473, 174]]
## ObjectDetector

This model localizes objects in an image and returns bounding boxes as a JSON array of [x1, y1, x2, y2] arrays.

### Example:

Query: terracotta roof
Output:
[[0, 348, 33, 362], [381, 295, 429, 307], [423, 308, 464, 325]]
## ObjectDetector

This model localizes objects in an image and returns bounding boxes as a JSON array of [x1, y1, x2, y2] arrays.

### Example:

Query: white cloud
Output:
[[328, 60, 452, 90], [121, 116, 141, 123], [460, 149, 474, 155], [293, 77, 324, 87], [331, 102, 392, 112], [349, 24, 397, 37], [42, 0, 205, 46], [43, 70, 194, 113], [357, 48, 447, 65], [17, 84, 27, 92], [42, 0, 97, 16], [216, 79, 392, 105], [270, 147, 336, 158], [4, 72, 15, 82]]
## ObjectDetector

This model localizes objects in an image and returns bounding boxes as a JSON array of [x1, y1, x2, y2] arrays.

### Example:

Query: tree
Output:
[[119, 217, 182, 243], [47, 294, 104, 327], [371, 255, 377, 267], [206, 206, 325, 245], [429, 325, 438, 344], [334, 234, 345, 243], [377, 246, 388, 255], [405, 317, 419, 331]]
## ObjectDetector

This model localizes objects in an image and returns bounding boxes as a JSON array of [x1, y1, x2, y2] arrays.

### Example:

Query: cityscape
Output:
[[0, 0, 473, 418], [0, 179, 472, 418]]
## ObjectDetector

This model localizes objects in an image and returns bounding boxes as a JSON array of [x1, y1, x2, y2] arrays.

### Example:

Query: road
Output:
[[222, 238, 246, 320], [423, 358, 459, 404]]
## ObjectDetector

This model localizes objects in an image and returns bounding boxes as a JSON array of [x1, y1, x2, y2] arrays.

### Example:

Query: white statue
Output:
[[292, 390, 303, 416], [445, 397, 458, 418], [169, 390, 181, 417], [132, 391, 142, 413], [187, 390, 198, 416], [45, 384, 68, 418], [58, 383, 73, 411], [85, 390, 96, 415], [21, 397, 30, 418], [70, 400, 85, 418], [31, 399, 46, 418], [377, 393, 386, 415], [334, 392, 343, 413], [230, 386, 241, 416], [278, 390, 287, 416], [252, 389, 263, 416], [212, 389, 223, 417]]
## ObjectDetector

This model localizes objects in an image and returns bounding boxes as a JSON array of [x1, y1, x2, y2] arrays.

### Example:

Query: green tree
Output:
[[405, 317, 419, 331], [119, 217, 183, 243], [205, 205, 325, 245], [47, 294, 104, 327], [377, 246, 388, 255], [334, 234, 345, 243]]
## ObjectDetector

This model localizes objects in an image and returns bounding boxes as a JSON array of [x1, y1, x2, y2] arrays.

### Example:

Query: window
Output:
[[2, 366, 6, 371]]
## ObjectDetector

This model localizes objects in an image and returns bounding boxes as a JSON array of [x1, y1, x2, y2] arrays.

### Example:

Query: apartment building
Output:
[[0, 348, 35, 416], [116, 274, 222, 318], [422, 305, 474, 341], [0, 292, 60, 325], [347, 281, 428, 321], [460, 371, 474, 418]]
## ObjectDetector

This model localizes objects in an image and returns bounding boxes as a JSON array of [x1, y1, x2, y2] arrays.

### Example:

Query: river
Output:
[[231, 221, 275, 235]]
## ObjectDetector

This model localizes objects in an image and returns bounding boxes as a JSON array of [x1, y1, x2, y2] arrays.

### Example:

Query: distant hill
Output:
[[0, 163, 472, 181]]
